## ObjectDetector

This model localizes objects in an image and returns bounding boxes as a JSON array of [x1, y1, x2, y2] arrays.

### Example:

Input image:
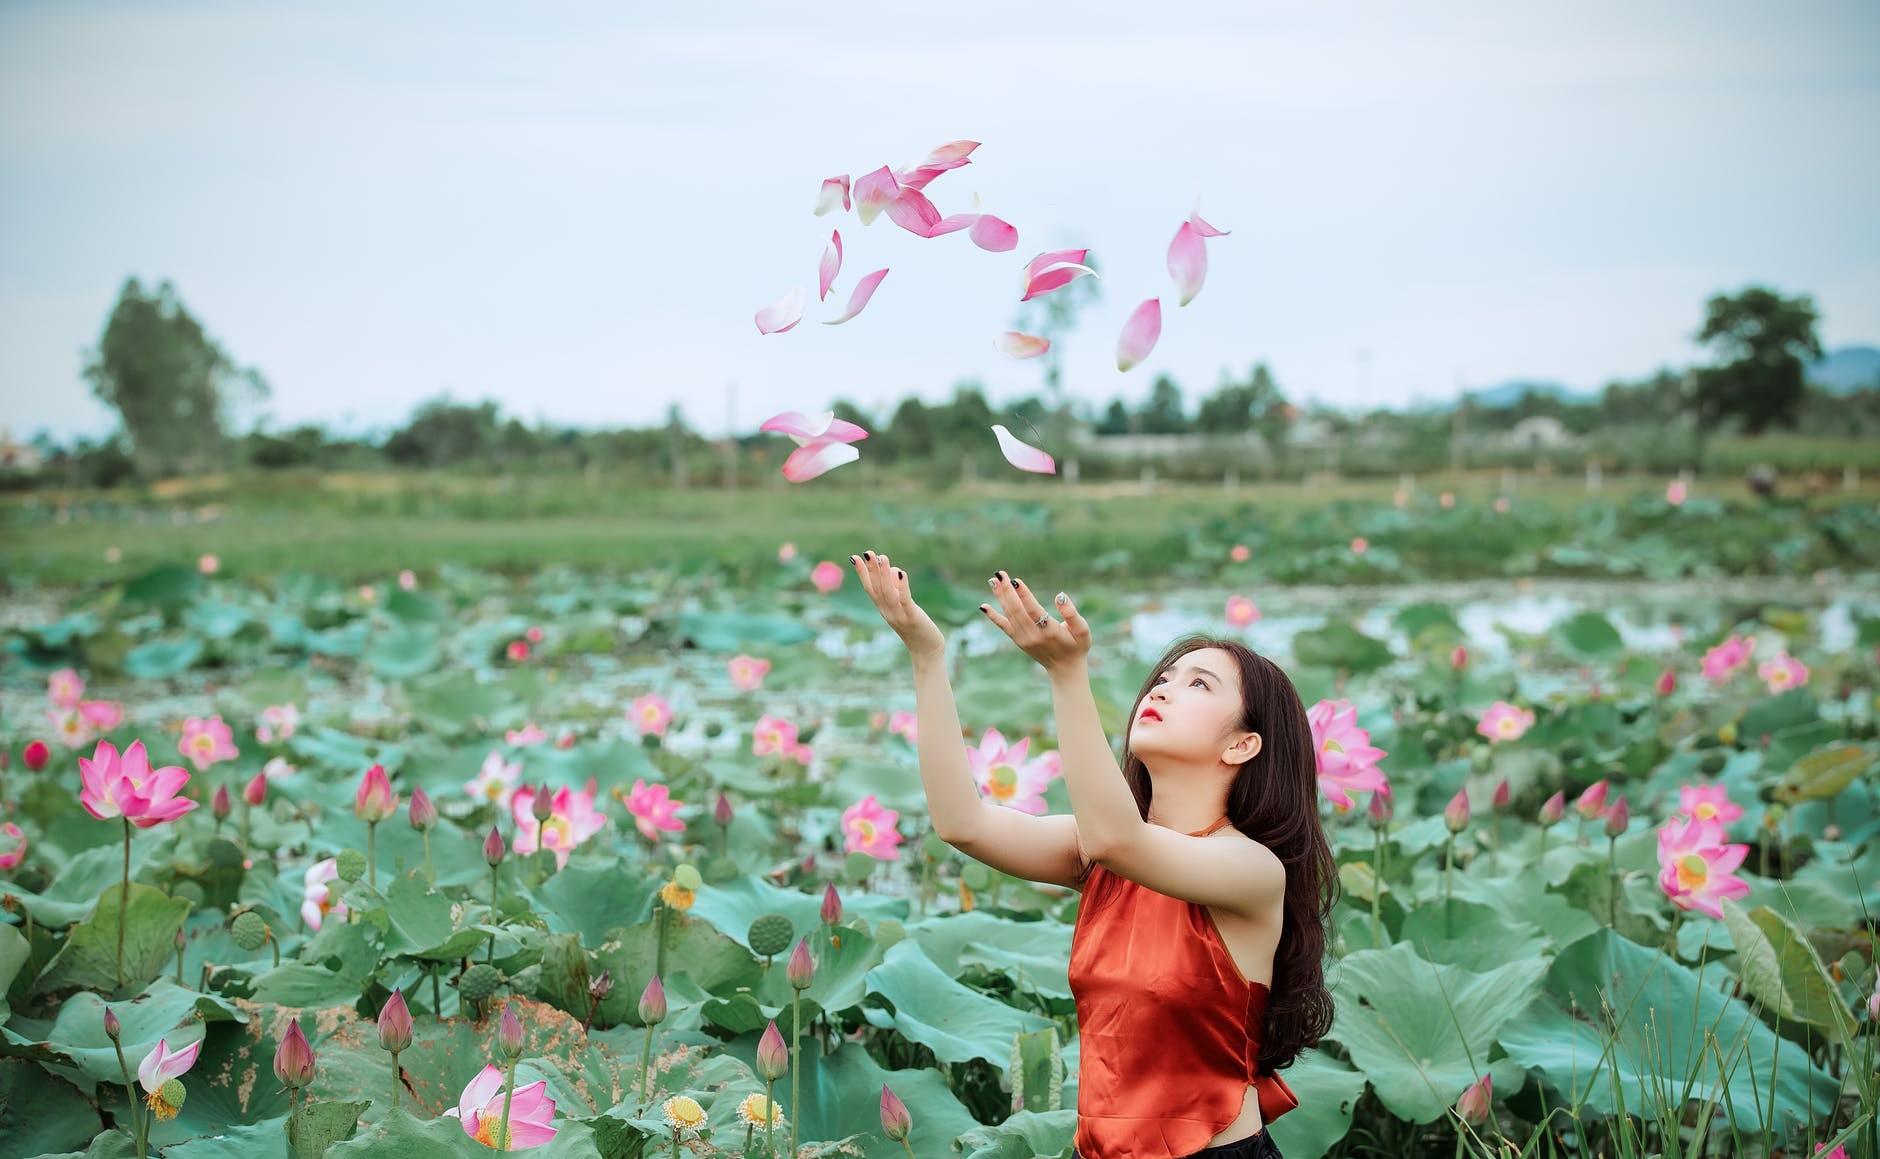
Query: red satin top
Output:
[[1069, 814, 1300, 1159]]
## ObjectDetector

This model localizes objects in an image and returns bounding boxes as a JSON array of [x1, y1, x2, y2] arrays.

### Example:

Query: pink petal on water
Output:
[[969, 214, 1018, 252], [884, 188, 942, 237], [1117, 298, 1162, 371], [995, 331, 1051, 359], [1167, 220, 1208, 306], [853, 166, 901, 226], [755, 287, 806, 335], [819, 231, 843, 301], [824, 268, 888, 325], [782, 438, 862, 482], [814, 175, 851, 216], [991, 424, 1056, 474], [1020, 261, 1097, 302]]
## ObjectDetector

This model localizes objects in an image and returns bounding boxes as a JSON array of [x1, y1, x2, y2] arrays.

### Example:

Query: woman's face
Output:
[[1127, 647, 1249, 764]]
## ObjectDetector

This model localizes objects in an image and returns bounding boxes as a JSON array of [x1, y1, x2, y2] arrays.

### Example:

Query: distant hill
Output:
[[1461, 380, 1599, 408], [1429, 345, 1879, 410]]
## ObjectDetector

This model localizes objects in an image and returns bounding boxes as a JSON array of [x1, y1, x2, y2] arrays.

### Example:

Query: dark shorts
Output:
[[1075, 1126, 1282, 1159]]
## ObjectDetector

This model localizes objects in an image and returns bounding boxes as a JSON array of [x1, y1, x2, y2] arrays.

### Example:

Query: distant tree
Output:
[[383, 397, 503, 466], [82, 277, 270, 476], [1693, 286, 1823, 435], [1095, 399, 1132, 436], [1137, 374, 1189, 434]]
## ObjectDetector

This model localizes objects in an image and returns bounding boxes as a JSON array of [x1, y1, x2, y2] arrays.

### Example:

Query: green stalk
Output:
[[118, 818, 131, 991], [421, 828, 435, 888], [431, 963, 442, 1019], [638, 1021, 656, 1108], [1607, 838, 1619, 927], [366, 820, 378, 892], [1370, 826, 1384, 946], [487, 863, 500, 964], [389, 1048, 402, 1110], [241, 801, 252, 852], [790, 990, 802, 1159], [764, 1080, 776, 1159], [111, 1032, 146, 1151], [496, 1056, 517, 1152]]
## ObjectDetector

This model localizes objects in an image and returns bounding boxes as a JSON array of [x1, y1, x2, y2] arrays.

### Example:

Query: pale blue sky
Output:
[[2, 1, 1876, 442]]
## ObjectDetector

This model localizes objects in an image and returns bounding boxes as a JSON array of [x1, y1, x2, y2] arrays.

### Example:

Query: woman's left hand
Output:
[[980, 570, 1091, 674]]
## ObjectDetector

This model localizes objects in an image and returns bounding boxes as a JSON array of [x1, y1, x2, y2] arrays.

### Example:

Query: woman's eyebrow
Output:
[[1168, 664, 1222, 683]]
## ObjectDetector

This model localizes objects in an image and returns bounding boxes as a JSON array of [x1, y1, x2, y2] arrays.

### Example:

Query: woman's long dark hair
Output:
[[1075, 634, 1337, 1076]]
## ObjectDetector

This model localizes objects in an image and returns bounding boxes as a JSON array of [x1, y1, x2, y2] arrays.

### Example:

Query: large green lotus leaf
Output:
[[698, 926, 884, 1034], [385, 588, 447, 623], [955, 1108, 1076, 1159], [528, 858, 659, 946], [183, 599, 252, 640], [1772, 741, 1872, 804], [677, 609, 815, 652], [716, 1036, 981, 1159], [862, 939, 1054, 1070], [1291, 619, 1394, 673], [1263, 1048, 1371, 1159], [376, 870, 486, 961], [1452, 867, 1602, 955], [405, 672, 508, 735], [1325, 941, 1544, 1123], [1551, 610, 1623, 656], [0, 1056, 102, 1156], [1720, 901, 1854, 1039], [325, 1106, 615, 1159], [0, 980, 244, 1092], [1737, 688, 1818, 741], [906, 911, 1072, 1001], [685, 876, 907, 955], [369, 621, 443, 680], [288, 726, 408, 777], [589, 914, 763, 1028], [35, 883, 193, 994], [156, 1117, 293, 1159], [305, 621, 370, 658], [0, 924, 30, 1023], [520, 737, 662, 796], [121, 564, 203, 610], [122, 636, 204, 679], [1497, 929, 1840, 1132], [1397, 899, 1549, 972]]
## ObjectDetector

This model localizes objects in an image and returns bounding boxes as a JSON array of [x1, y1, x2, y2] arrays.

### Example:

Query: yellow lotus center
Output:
[[474, 1116, 510, 1149], [1693, 803, 1717, 820], [1323, 738, 1345, 755], [192, 735, 216, 755], [1676, 854, 1710, 890], [1499, 717, 1519, 736], [1769, 670, 1791, 687], [541, 817, 571, 847], [988, 766, 1018, 799], [855, 820, 876, 841], [146, 1088, 182, 1121], [483, 781, 504, 801]]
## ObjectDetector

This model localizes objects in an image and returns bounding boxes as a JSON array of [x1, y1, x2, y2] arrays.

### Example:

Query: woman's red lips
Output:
[[1139, 708, 1161, 721]]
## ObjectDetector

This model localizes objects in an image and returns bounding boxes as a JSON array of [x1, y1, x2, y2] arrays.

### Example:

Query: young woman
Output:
[[849, 550, 1336, 1159]]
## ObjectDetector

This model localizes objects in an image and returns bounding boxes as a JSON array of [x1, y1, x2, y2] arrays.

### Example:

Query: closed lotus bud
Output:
[[714, 790, 734, 826], [1603, 795, 1629, 838], [821, 882, 842, 925], [880, 1083, 912, 1142], [1491, 778, 1510, 812], [22, 740, 50, 772], [1450, 644, 1468, 670], [639, 974, 666, 1024], [212, 784, 232, 821], [274, 1018, 316, 1090], [1574, 779, 1610, 821], [484, 826, 506, 867], [531, 784, 554, 823], [1443, 788, 1470, 833], [498, 1003, 525, 1059], [1656, 668, 1677, 697], [104, 1007, 121, 1041], [589, 969, 613, 1003], [354, 763, 399, 823], [755, 1020, 789, 1081], [1538, 790, 1566, 825], [1456, 1073, 1492, 1125], [243, 772, 268, 807], [787, 938, 816, 990], [408, 786, 436, 831], [378, 989, 413, 1053], [1367, 786, 1393, 825]]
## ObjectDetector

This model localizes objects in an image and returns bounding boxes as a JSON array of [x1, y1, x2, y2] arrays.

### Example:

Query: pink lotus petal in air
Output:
[[853, 166, 901, 226], [1117, 298, 1163, 371], [819, 231, 843, 302], [884, 188, 942, 238], [755, 287, 806, 335], [782, 438, 861, 482], [759, 410, 869, 446], [991, 424, 1056, 475], [824, 268, 888, 325], [995, 331, 1051, 359], [1167, 221, 1208, 306], [929, 213, 976, 237], [1024, 248, 1089, 282], [814, 176, 851, 216], [1188, 200, 1230, 237], [969, 214, 1018, 252], [894, 140, 979, 191], [1020, 261, 1098, 302]]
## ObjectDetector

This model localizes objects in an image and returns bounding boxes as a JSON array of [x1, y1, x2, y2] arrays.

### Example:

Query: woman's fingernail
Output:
[[988, 577, 997, 588], [1056, 592, 1067, 604], [864, 551, 873, 560], [979, 604, 989, 613]]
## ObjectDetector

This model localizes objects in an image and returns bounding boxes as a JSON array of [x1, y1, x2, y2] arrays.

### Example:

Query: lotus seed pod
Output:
[[335, 848, 367, 882], [230, 910, 269, 951], [159, 1077, 187, 1112], [457, 962, 503, 1003], [673, 863, 702, 891], [748, 913, 793, 958]]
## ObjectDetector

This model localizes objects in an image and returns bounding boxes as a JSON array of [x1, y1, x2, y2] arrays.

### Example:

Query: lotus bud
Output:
[[714, 790, 734, 826], [243, 772, 268, 807], [1538, 790, 1566, 825], [1603, 795, 1629, 839], [589, 969, 613, 1004], [1456, 1073, 1492, 1125], [378, 989, 413, 1053], [531, 784, 554, 823], [880, 1083, 912, 1141], [1574, 779, 1610, 821], [1450, 644, 1468, 670], [1367, 785, 1393, 826], [407, 786, 436, 831], [484, 826, 506, 867], [1656, 668, 1677, 697], [354, 763, 398, 823], [1443, 788, 1470, 833], [1491, 778, 1510, 812], [212, 785, 232, 821], [787, 938, 816, 990], [639, 974, 666, 1024], [22, 740, 50, 771], [498, 1003, 525, 1059], [104, 1007, 121, 1041], [755, 1020, 789, 1081], [821, 882, 842, 925], [274, 1018, 316, 1090]]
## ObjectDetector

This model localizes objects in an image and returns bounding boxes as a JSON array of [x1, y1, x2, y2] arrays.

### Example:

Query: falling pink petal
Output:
[[995, 331, 1050, 359], [885, 188, 942, 237], [895, 140, 979, 190], [823, 268, 889, 325], [853, 166, 901, 226], [1117, 298, 1162, 371], [759, 410, 869, 446], [1188, 204, 1230, 237], [782, 438, 861, 482], [1168, 221, 1208, 306], [814, 176, 851, 216], [755, 287, 806, 335], [969, 214, 1018, 252], [991, 424, 1056, 474], [929, 213, 976, 237], [1020, 261, 1098, 302], [819, 231, 843, 302], [1024, 248, 1089, 282]]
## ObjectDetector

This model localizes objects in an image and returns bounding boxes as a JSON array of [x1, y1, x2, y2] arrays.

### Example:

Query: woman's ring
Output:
[[1034, 614, 1050, 628]]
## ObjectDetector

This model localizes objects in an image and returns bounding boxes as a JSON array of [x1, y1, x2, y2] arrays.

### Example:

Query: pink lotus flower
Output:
[[1476, 701, 1536, 743], [887, 709, 918, 744], [256, 704, 299, 744], [623, 779, 686, 842], [755, 287, 806, 335], [79, 740, 199, 828], [1225, 595, 1261, 628], [728, 655, 772, 692], [1574, 779, 1611, 821], [23, 739, 50, 770], [1656, 814, 1750, 918], [1676, 782, 1743, 827], [511, 783, 610, 870], [1757, 652, 1809, 693], [302, 857, 347, 930], [137, 1036, 201, 1120], [354, 763, 399, 823], [398, 568, 418, 590], [758, 409, 868, 484], [1306, 699, 1389, 809], [505, 723, 547, 747], [1494, 496, 1510, 514], [1116, 298, 1162, 372], [1701, 635, 1756, 683], [506, 640, 531, 662], [813, 175, 850, 216], [753, 714, 801, 758], [48, 667, 85, 708], [965, 728, 1056, 815], [842, 794, 903, 860], [464, 750, 523, 808], [50, 707, 97, 750], [629, 692, 674, 737], [178, 715, 239, 772], [0, 822, 26, 870], [1455, 1073, 1492, 1125], [446, 1063, 558, 1150], [198, 553, 219, 575], [1440, 492, 1455, 508], [991, 424, 1055, 474], [810, 560, 845, 592], [1666, 479, 1688, 506], [1656, 668, 1677, 696], [1350, 536, 1369, 555], [1229, 544, 1250, 563], [1020, 248, 1098, 301], [777, 542, 798, 563], [818, 230, 843, 301], [824, 268, 889, 326], [1538, 790, 1566, 824], [1444, 788, 1471, 832], [79, 699, 124, 730], [791, 742, 814, 768]]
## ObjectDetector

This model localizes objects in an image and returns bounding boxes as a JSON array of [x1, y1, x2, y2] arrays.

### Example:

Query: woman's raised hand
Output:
[[980, 569, 1091, 675], [851, 550, 946, 663]]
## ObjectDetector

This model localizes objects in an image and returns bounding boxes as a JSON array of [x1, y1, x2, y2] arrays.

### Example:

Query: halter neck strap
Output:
[[1186, 815, 1233, 837]]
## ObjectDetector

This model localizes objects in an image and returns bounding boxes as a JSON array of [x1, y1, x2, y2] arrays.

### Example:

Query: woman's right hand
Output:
[[851, 549, 946, 663]]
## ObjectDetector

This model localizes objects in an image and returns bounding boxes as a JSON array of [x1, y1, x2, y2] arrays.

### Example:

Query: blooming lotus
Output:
[[48, 667, 85, 707], [1656, 815, 1751, 919], [1666, 479, 1688, 505], [446, 1063, 558, 1150], [1225, 594, 1261, 628], [178, 715, 239, 772], [255, 703, 299, 744], [629, 692, 674, 736], [1229, 544, 1251, 562], [965, 728, 1056, 815], [301, 857, 348, 930], [777, 541, 798, 563], [1476, 701, 1536, 743], [505, 723, 548, 747], [1700, 634, 1756, 683], [752, 714, 801, 758], [50, 707, 96, 749], [1350, 536, 1369, 555], [1677, 781, 1743, 827], [511, 783, 610, 869], [1306, 699, 1389, 809], [1757, 652, 1809, 693], [810, 560, 845, 592], [0, 822, 26, 869], [728, 655, 772, 692], [465, 750, 523, 807], [842, 794, 903, 860], [887, 710, 918, 743], [398, 568, 418, 590], [623, 778, 686, 841], [137, 1037, 201, 1121], [79, 740, 199, 828]]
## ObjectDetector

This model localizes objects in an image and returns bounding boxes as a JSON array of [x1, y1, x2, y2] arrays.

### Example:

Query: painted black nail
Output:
[[895, 569, 904, 579], [864, 551, 873, 560]]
